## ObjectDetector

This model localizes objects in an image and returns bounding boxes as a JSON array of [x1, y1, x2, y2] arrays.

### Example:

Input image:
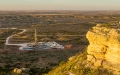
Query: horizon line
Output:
[[0, 9, 120, 11]]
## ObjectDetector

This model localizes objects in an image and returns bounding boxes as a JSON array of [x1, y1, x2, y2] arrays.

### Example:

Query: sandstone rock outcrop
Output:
[[86, 24, 120, 71], [13, 68, 30, 75]]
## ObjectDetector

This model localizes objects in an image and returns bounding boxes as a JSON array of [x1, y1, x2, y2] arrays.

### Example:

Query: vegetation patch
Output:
[[46, 50, 113, 75]]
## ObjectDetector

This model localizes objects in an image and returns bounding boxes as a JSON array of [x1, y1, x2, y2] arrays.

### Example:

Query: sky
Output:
[[0, 0, 120, 10]]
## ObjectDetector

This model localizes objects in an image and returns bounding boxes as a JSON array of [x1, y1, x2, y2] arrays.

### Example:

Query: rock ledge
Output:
[[86, 24, 120, 71]]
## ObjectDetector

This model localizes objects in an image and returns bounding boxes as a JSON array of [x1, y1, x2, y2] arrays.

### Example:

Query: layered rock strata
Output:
[[86, 24, 120, 71]]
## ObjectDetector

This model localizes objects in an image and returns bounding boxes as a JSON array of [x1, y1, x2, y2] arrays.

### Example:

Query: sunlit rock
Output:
[[86, 24, 120, 70]]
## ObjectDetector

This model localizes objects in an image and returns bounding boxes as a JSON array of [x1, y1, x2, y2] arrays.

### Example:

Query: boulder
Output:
[[13, 68, 18, 73], [16, 69, 22, 74]]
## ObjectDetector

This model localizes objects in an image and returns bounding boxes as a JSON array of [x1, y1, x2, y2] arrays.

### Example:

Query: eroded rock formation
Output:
[[86, 24, 120, 71]]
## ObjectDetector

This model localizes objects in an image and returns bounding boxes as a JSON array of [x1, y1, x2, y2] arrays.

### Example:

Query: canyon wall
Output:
[[86, 24, 120, 71]]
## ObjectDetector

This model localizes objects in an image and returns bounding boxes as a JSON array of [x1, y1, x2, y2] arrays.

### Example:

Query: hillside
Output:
[[46, 50, 113, 75], [46, 24, 120, 75]]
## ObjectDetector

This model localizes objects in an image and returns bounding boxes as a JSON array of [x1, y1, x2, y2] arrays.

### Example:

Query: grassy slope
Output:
[[46, 50, 113, 75]]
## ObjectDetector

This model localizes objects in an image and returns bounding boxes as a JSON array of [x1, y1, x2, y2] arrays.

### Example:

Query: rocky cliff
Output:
[[46, 24, 117, 75], [87, 24, 120, 71], [46, 24, 120, 75]]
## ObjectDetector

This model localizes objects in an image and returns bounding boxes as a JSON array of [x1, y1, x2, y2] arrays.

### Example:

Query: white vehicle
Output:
[[46, 42, 64, 49]]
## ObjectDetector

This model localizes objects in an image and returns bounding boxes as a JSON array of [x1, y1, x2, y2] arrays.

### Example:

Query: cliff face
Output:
[[86, 24, 120, 70]]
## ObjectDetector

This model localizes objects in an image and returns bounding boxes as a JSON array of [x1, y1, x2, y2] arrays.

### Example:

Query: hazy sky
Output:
[[0, 0, 120, 10]]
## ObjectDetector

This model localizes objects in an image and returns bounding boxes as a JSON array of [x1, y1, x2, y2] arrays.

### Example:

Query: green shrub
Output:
[[104, 24, 111, 28]]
